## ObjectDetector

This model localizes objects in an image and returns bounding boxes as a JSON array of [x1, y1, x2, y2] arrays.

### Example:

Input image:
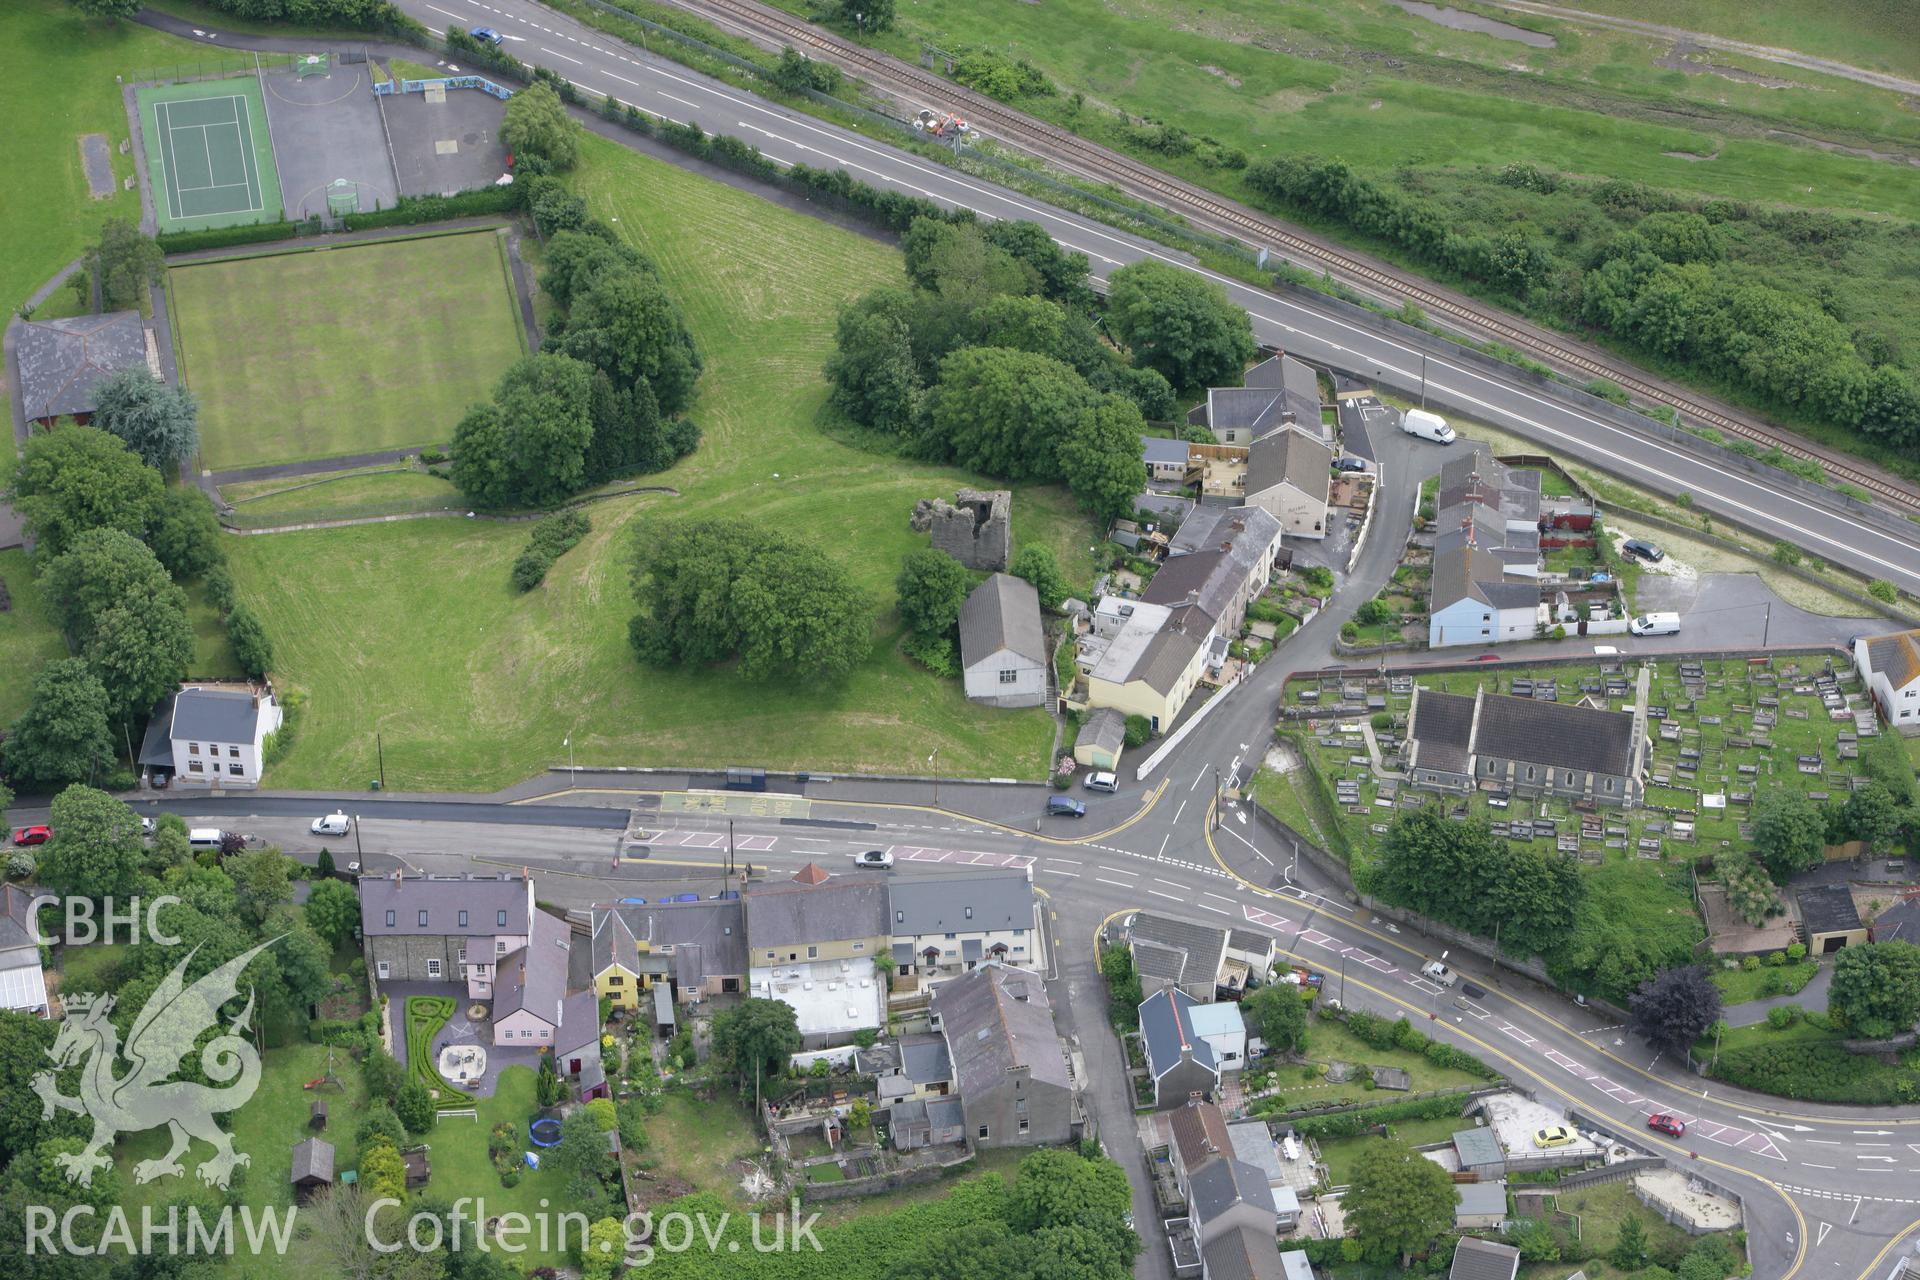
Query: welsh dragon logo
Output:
[[32, 941, 275, 1189]]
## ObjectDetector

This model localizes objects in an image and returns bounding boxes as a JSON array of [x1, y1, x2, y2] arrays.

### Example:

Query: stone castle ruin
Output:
[[909, 488, 1010, 572]]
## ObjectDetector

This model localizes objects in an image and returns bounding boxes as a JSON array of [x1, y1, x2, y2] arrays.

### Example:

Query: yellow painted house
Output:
[[589, 898, 747, 1012]]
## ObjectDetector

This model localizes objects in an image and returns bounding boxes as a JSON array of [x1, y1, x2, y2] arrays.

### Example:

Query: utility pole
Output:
[[353, 817, 363, 870], [1419, 354, 1428, 409], [1213, 766, 1221, 830], [1338, 952, 1348, 1007], [928, 748, 940, 809], [727, 819, 735, 884], [1761, 602, 1771, 649], [376, 733, 386, 791]]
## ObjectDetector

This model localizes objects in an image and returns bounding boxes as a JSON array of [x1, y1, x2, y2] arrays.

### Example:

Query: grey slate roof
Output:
[[1247, 427, 1331, 502], [1226, 928, 1274, 961], [900, 1034, 953, 1085], [1244, 355, 1288, 390], [555, 989, 602, 1059], [1279, 355, 1322, 430], [932, 963, 1070, 1096], [1475, 691, 1637, 776], [1142, 434, 1191, 467], [1142, 548, 1234, 621], [1227, 1120, 1283, 1184], [17, 312, 148, 421], [595, 899, 748, 980], [289, 1138, 334, 1185], [1431, 544, 1538, 612], [1202, 1224, 1289, 1280], [1863, 630, 1920, 689], [888, 868, 1035, 937], [1188, 1155, 1276, 1227], [1456, 1182, 1509, 1220], [1411, 688, 1477, 773], [361, 874, 530, 938], [1131, 938, 1192, 984], [1076, 707, 1127, 757], [1140, 986, 1218, 1079], [0, 885, 42, 953], [1132, 622, 1206, 696], [926, 1096, 965, 1128], [1450, 1236, 1521, 1280], [1207, 386, 1285, 435], [958, 573, 1046, 671], [1130, 912, 1228, 986], [1438, 450, 1541, 525], [495, 908, 572, 1029], [143, 687, 269, 764], [1798, 884, 1863, 935], [745, 872, 890, 950]]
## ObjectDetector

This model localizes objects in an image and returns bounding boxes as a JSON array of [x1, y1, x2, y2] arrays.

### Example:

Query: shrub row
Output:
[[1707, 1042, 1920, 1105], [403, 995, 477, 1108], [511, 509, 592, 590], [1289, 1090, 1480, 1140], [1340, 1008, 1497, 1078]]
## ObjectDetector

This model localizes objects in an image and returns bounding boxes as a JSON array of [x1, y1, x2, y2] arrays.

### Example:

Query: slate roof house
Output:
[[138, 683, 284, 788], [1189, 1154, 1279, 1244], [1128, 911, 1231, 1000], [589, 898, 747, 1013], [1140, 986, 1220, 1108], [1143, 434, 1193, 485], [0, 885, 49, 1015], [1075, 597, 1207, 736], [1853, 629, 1920, 733], [746, 864, 890, 1043], [888, 867, 1039, 978], [958, 573, 1048, 709], [1192, 355, 1325, 447], [1405, 681, 1649, 806], [1449, 1236, 1522, 1280], [1243, 427, 1332, 540], [492, 908, 577, 1047], [16, 312, 151, 425], [361, 872, 534, 997], [1797, 884, 1868, 955], [931, 962, 1074, 1147], [1427, 448, 1550, 649]]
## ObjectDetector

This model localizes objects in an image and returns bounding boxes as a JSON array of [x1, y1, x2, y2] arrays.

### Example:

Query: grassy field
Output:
[[224, 133, 1095, 789], [1556, 0, 1920, 79], [0, 549, 75, 725], [169, 231, 524, 470], [0, 0, 227, 315], [219, 466, 461, 525]]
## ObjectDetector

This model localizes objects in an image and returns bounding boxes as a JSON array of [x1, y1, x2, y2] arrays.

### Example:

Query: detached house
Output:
[[1854, 629, 1920, 732], [958, 573, 1048, 709], [1193, 355, 1325, 447], [745, 864, 890, 1044], [138, 683, 283, 788], [1128, 911, 1230, 1000], [887, 868, 1039, 979], [1243, 428, 1332, 540], [931, 962, 1075, 1148]]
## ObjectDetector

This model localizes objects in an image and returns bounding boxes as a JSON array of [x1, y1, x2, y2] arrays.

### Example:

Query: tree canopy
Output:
[[1371, 804, 1581, 957], [89, 368, 199, 472], [451, 354, 595, 509], [710, 997, 802, 1092], [10, 426, 164, 560], [1342, 1138, 1456, 1264], [501, 82, 580, 171], [37, 786, 144, 899], [83, 589, 195, 722], [73, 219, 163, 313], [1628, 964, 1721, 1056], [630, 519, 874, 681], [42, 528, 181, 650], [1009, 544, 1069, 610], [1, 660, 113, 793], [1751, 787, 1827, 881], [553, 268, 702, 415], [1104, 260, 1256, 391], [1829, 941, 1920, 1040], [895, 547, 973, 639], [1241, 981, 1309, 1056]]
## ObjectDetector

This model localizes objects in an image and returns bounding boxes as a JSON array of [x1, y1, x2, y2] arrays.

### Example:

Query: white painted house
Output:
[[958, 573, 1048, 709], [1185, 999, 1247, 1072], [138, 684, 283, 788], [1854, 629, 1920, 733]]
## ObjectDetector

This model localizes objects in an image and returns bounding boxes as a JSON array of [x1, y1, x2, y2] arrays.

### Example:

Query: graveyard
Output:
[[1273, 652, 1885, 869]]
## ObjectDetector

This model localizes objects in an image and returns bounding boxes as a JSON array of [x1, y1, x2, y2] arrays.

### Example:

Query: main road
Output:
[[325, 0, 1920, 594]]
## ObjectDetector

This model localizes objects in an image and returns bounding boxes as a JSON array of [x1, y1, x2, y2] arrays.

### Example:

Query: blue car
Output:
[[618, 896, 647, 906], [672, 893, 701, 903], [471, 26, 504, 45]]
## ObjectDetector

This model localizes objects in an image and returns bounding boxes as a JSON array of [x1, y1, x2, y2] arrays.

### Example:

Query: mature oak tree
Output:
[[11, 427, 164, 560]]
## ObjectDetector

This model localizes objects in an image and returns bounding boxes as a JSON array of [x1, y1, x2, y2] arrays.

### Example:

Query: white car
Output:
[[141, 816, 155, 836], [1421, 961, 1458, 988], [852, 849, 894, 869], [311, 812, 352, 837]]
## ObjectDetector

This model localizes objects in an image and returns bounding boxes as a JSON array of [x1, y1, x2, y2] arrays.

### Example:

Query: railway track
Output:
[[671, 0, 1920, 517]]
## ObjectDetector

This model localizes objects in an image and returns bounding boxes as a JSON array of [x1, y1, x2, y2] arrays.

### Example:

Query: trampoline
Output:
[[529, 1117, 563, 1147]]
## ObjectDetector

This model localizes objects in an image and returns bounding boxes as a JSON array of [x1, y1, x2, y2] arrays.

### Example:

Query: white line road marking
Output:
[[1094, 877, 1133, 889], [1147, 889, 1185, 903], [541, 46, 584, 64], [602, 71, 638, 85], [1046, 868, 1079, 877], [1197, 902, 1231, 915]]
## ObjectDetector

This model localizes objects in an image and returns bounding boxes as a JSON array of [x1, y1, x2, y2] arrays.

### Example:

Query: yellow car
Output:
[[1534, 1125, 1577, 1149]]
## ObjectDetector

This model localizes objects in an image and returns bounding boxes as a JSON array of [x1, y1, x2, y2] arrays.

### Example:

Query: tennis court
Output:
[[136, 78, 284, 232]]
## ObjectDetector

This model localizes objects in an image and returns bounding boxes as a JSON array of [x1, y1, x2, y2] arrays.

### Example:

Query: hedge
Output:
[[157, 220, 309, 255], [1289, 1090, 1481, 1140], [403, 995, 477, 1109], [158, 188, 527, 258], [1706, 1042, 1920, 1105]]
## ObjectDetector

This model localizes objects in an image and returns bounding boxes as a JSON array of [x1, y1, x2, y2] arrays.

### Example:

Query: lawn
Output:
[[0, 548, 73, 725], [1709, 958, 1818, 1005], [638, 1090, 762, 1205], [1555, 0, 1920, 80], [219, 466, 461, 525], [168, 230, 525, 470], [224, 132, 1094, 789], [1314, 1112, 1466, 1188], [0, 0, 231, 314], [1272, 1010, 1491, 1113]]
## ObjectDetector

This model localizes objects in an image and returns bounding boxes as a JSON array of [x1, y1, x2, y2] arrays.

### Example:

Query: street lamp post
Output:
[[565, 734, 575, 785], [928, 748, 940, 809]]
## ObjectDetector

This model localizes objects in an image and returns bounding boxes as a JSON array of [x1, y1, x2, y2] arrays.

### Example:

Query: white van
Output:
[[1629, 612, 1681, 636], [188, 828, 230, 850], [1401, 408, 1455, 444]]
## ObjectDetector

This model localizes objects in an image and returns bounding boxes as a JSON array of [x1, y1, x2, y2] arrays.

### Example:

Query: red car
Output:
[[11, 825, 51, 847], [1647, 1113, 1686, 1138], [1469, 653, 1502, 662]]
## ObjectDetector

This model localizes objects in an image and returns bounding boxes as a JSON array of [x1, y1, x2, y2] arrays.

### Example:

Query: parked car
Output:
[[1333, 456, 1368, 473], [140, 816, 155, 836], [471, 26, 505, 44], [1420, 960, 1458, 988], [671, 893, 700, 903], [11, 825, 51, 847], [1047, 796, 1086, 818], [1470, 653, 1501, 662], [1629, 611, 1682, 637], [618, 897, 648, 906], [1084, 771, 1119, 793], [853, 849, 894, 869], [1621, 538, 1665, 562], [310, 812, 351, 837], [1460, 981, 1488, 1000], [1647, 1113, 1687, 1138], [1534, 1125, 1577, 1148]]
